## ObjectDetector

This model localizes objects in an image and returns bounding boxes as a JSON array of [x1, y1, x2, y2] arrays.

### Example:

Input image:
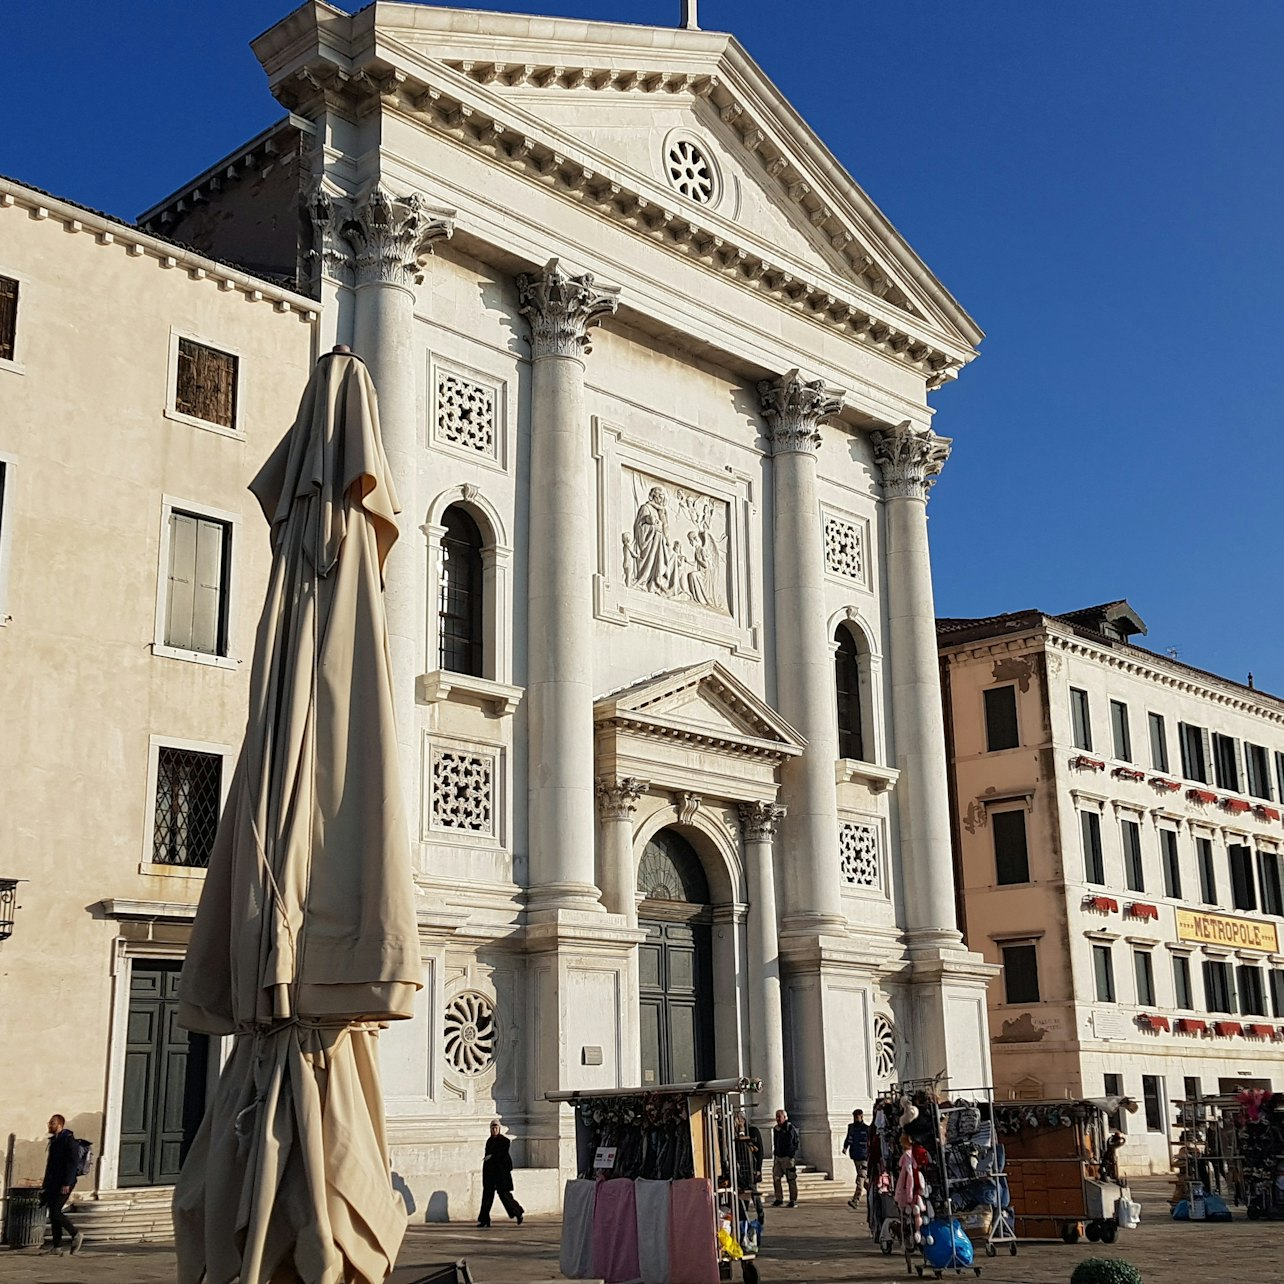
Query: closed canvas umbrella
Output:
[[174, 350, 422, 1284]]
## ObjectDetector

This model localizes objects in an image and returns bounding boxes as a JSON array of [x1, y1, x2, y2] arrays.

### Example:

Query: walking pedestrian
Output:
[[40, 1115, 84, 1256], [842, 1108, 870, 1209], [770, 1108, 799, 1207], [732, 1112, 766, 1227], [476, 1120, 524, 1228], [734, 1109, 765, 1184]]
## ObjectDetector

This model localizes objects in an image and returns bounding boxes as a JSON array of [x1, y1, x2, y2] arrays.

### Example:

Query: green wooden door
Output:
[[118, 963, 203, 1186]]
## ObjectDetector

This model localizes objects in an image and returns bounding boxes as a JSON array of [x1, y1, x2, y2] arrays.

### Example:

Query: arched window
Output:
[[835, 626, 865, 761], [438, 506, 483, 676], [637, 829, 710, 905]]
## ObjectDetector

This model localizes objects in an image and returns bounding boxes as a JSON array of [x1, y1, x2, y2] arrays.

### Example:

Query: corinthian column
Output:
[[596, 778, 648, 925], [758, 371, 846, 934], [518, 260, 619, 913], [313, 185, 454, 821], [739, 801, 786, 1124], [870, 423, 961, 948]]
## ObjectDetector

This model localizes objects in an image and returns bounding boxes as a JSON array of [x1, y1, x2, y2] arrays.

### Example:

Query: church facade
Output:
[[2, 1, 996, 1223]]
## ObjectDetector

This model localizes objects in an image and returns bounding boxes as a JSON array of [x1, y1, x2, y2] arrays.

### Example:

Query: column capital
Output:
[[757, 369, 845, 455], [869, 422, 952, 500], [310, 183, 455, 287], [739, 800, 787, 842], [517, 258, 619, 359], [596, 776, 648, 821]]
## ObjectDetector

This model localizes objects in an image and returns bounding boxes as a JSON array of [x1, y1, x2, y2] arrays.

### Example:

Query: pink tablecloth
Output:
[[668, 1178, 719, 1284], [592, 1178, 641, 1284]]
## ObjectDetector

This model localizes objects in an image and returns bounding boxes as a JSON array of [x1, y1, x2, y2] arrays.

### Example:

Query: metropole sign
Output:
[[1175, 909, 1280, 953]]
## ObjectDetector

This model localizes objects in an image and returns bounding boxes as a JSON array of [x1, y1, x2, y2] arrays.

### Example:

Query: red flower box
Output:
[[1255, 805, 1281, 821], [1125, 902, 1159, 920], [1212, 1021, 1242, 1037], [1073, 755, 1106, 772], [1175, 1018, 1207, 1033], [1223, 798, 1252, 815], [1187, 788, 1218, 805], [1138, 1014, 1170, 1031], [1113, 766, 1146, 782], [1084, 895, 1120, 913], [1249, 1023, 1276, 1038], [1150, 777, 1181, 792]]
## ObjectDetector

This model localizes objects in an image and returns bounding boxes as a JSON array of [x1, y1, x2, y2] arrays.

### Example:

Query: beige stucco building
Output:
[[0, 177, 318, 1225], [2, 0, 998, 1230], [939, 602, 1284, 1174]]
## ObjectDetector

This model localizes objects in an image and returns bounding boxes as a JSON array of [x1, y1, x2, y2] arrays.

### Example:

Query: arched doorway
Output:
[[637, 828, 716, 1086]]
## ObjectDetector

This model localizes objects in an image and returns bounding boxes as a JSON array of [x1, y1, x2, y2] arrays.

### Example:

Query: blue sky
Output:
[[8, 1, 1283, 690]]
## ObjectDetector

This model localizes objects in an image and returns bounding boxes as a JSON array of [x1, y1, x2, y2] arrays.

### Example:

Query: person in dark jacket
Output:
[[734, 1109, 765, 1184], [841, 1109, 870, 1210], [41, 1115, 84, 1256], [477, 1119, 524, 1228], [770, 1108, 800, 1207]]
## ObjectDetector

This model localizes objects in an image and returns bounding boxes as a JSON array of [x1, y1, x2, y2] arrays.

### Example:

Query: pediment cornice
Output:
[[254, 10, 978, 387]]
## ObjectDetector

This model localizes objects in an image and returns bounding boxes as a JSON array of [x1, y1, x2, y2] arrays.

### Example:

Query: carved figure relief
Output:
[[621, 472, 729, 614]]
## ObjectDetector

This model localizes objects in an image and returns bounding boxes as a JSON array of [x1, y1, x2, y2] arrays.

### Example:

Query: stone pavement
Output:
[[2, 1178, 1280, 1283]]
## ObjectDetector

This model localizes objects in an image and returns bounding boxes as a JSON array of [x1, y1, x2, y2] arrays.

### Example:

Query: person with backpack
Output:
[[41, 1114, 86, 1256], [842, 1108, 870, 1210], [770, 1108, 800, 1207]]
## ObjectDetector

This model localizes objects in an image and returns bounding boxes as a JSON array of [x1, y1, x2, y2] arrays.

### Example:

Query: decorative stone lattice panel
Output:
[[824, 517, 864, 580], [873, 1013, 897, 1080], [430, 748, 494, 836], [839, 822, 880, 889], [436, 370, 497, 459], [444, 990, 496, 1076]]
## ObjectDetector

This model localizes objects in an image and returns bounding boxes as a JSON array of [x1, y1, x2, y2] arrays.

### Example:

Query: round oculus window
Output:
[[664, 135, 719, 206]]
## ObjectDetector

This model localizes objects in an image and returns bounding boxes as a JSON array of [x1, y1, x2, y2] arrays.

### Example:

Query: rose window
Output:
[[444, 991, 497, 1075], [664, 137, 717, 205], [873, 1014, 897, 1080]]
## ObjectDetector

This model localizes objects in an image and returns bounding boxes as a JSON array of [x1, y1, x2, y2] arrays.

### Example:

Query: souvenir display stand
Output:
[[994, 1099, 1133, 1243], [868, 1079, 1016, 1279], [546, 1078, 764, 1283], [1173, 1091, 1284, 1222]]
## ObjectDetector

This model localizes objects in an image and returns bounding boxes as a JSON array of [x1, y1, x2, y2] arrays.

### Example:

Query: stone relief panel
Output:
[[621, 470, 730, 615], [593, 420, 760, 657]]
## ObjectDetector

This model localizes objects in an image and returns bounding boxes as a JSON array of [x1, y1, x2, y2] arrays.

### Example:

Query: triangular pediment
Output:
[[254, 4, 982, 369], [596, 660, 805, 756]]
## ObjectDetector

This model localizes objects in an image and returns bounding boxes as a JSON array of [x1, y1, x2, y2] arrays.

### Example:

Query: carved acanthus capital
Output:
[[517, 258, 619, 359], [869, 422, 952, 500], [309, 183, 454, 288], [596, 776, 648, 822], [738, 800, 786, 842], [757, 369, 846, 455]]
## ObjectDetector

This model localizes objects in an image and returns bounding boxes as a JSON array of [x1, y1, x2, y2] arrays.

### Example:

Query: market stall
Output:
[[866, 1078, 1016, 1278], [546, 1078, 764, 1284], [1172, 1090, 1284, 1222], [995, 1098, 1135, 1244]]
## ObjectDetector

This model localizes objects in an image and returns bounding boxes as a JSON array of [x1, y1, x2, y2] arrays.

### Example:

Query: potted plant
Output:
[[1070, 1259, 1144, 1284]]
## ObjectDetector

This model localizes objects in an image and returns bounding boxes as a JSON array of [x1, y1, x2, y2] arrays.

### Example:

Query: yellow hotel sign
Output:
[[1175, 909, 1279, 953]]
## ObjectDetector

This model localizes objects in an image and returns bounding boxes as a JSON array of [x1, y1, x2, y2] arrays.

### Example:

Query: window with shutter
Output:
[[1081, 810, 1105, 885], [0, 275, 17, 362], [1001, 943, 1040, 1004], [1237, 965, 1266, 1016], [1093, 944, 1116, 1003], [1110, 700, 1132, 761], [984, 686, 1019, 752], [1196, 837, 1218, 905], [165, 511, 229, 655], [993, 809, 1030, 884], [1133, 950, 1156, 1006], [1160, 829, 1181, 899], [175, 338, 238, 429], [1122, 819, 1145, 892], [1257, 850, 1283, 917], [1179, 722, 1209, 783], [1173, 955, 1193, 1010], [1148, 712, 1168, 772], [1229, 844, 1256, 911], [1212, 733, 1240, 792], [1203, 959, 1234, 1013], [1070, 687, 1092, 751], [1245, 744, 1271, 800]]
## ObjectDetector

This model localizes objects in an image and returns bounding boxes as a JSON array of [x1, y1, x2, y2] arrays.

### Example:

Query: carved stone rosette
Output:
[[738, 800, 786, 842], [596, 776, 648, 821], [869, 422, 952, 501], [757, 368, 845, 455], [310, 183, 454, 287], [517, 258, 619, 359]]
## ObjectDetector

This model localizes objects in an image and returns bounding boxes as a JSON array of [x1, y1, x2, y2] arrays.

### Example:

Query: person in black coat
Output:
[[477, 1119, 524, 1228], [41, 1114, 84, 1256]]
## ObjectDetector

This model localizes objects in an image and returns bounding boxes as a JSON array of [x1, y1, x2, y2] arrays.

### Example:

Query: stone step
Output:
[[66, 1190, 175, 1244]]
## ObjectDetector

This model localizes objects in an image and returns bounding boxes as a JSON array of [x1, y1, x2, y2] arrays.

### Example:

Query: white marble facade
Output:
[[149, 1, 997, 1215]]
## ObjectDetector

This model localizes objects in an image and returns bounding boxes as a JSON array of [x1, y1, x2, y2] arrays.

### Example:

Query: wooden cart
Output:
[[996, 1099, 1132, 1244]]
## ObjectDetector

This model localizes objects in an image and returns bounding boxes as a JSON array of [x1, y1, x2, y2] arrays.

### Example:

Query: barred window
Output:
[[176, 338, 238, 429], [438, 506, 484, 676], [152, 748, 223, 867]]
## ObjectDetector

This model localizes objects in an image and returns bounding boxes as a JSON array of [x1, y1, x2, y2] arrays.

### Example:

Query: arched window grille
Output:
[[438, 506, 484, 676], [835, 626, 865, 761]]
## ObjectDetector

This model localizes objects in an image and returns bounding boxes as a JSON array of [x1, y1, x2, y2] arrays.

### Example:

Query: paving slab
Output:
[[2, 1177, 1280, 1283]]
